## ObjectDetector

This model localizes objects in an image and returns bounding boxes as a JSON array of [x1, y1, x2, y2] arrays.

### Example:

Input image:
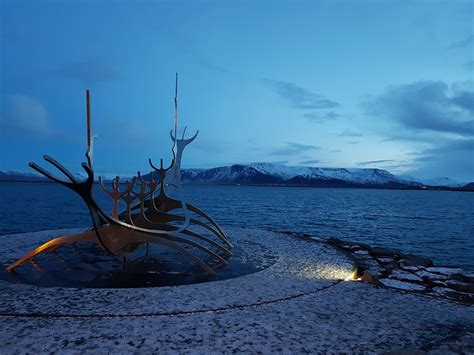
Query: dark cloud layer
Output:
[[270, 142, 321, 156], [412, 139, 474, 181], [422, 138, 474, 155], [357, 159, 396, 166], [366, 80, 474, 137], [299, 159, 320, 165], [264, 79, 340, 110]]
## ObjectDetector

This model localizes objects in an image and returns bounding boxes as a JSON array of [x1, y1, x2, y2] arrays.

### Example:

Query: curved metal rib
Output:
[[141, 211, 228, 246], [29, 162, 73, 188], [43, 155, 78, 183], [6, 230, 97, 271], [130, 215, 232, 257], [87, 201, 228, 266], [170, 128, 199, 145], [122, 231, 217, 276]]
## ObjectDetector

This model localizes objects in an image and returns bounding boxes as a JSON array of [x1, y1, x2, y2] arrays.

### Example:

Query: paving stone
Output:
[[379, 278, 426, 291], [426, 267, 464, 275]]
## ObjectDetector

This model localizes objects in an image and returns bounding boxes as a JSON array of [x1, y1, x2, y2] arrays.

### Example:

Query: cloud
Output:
[[270, 142, 322, 156], [250, 160, 289, 166], [407, 139, 474, 181], [264, 79, 340, 110], [54, 58, 123, 84], [339, 129, 363, 137], [299, 159, 320, 165], [422, 138, 474, 155], [448, 35, 474, 49], [357, 159, 396, 166], [0, 94, 51, 137], [411, 155, 438, 163], [365, 80, 474, 137], [304, 111, 340, 123]]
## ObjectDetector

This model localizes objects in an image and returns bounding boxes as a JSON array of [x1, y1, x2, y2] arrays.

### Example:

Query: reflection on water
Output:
[[0, 183, 473, 270], [0, 239, 277, 288]]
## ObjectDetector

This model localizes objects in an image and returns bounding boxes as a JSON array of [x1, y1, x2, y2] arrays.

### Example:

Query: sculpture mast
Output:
[[86, 89, 94, 168], [87, 89, 91, 151], [173, 73, 178, 150]]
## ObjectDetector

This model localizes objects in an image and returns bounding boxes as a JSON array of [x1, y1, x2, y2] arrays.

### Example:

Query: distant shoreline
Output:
[[1, 180, 472, 192]]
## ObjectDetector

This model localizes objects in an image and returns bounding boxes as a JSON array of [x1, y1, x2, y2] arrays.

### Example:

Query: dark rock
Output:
[[425, 266, 463, 275], [326, 238, 343, 246], [459, 273, 474, 283], [444, 290, 474, 305], [385, 348, 426, 355], [400, 254, 433, 267], [446, 281, 474, 294], [326, 238, 371, 251], [369, 247, 398, 257], [431, 280, 449, 287], [361, 271, 375, 283], [384, 261, 400, 271]]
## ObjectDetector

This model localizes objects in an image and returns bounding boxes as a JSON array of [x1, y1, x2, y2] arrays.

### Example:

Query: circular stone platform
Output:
[[1, 227, 473, 353], [0, 227, 353, 317]]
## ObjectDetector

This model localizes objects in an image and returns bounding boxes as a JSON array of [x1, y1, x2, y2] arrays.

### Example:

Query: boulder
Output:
[[379, 278, 426, 291], [400, 254, 433, 267], [386, 348, 426, 355], [401, 265, 421, 271], [425, 266, 463, 275], [369, 247, 398, 257], [354, 250, 369, 255], [459, 272, 474, 283], [326, 238, 371, 251], [361, 271, 375, 283], [416, 270, 449, 280], [389, 270, 423, 282], [445, 281, 474, 294]]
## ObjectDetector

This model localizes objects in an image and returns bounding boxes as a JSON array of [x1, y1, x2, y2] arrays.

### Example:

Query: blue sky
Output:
[[1, 0, 473, 181]]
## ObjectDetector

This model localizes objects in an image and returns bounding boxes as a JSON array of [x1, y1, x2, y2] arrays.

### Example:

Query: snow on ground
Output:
[[0, 227, 473, 353]]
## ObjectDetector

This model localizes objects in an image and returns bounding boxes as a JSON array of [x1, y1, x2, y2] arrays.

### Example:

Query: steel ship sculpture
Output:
[[6, 74, 233, 275]]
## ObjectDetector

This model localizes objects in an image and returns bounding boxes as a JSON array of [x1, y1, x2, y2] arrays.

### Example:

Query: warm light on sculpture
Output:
[[6, 74, 233, 275]]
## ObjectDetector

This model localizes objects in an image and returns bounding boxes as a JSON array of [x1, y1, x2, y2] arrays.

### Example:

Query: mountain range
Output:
[[2, 162, 471, 190]]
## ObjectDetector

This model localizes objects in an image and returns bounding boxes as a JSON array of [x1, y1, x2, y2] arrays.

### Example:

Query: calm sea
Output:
[[0, 183, 473, 270]]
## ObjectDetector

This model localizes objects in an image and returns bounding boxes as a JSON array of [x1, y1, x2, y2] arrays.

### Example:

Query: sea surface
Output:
[[0, 183, 473, 270]]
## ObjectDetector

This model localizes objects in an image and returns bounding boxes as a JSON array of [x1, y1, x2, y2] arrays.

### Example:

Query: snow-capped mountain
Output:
[[0, 171, 48, 182], [180, 163, 422, 187], [2, 164, 471, 190], [418, 177, 465, 188], [0, 170, 132, 183]]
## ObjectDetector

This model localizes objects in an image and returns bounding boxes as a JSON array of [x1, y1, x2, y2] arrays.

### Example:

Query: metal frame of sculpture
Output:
[[6, 74, 233, 275]]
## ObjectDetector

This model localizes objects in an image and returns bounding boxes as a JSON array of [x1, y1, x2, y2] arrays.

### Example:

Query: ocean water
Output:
[[0, 183, 473, 270]]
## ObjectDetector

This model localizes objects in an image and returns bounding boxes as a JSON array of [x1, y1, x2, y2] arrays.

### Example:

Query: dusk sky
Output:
[[1, 0, 473, 181]]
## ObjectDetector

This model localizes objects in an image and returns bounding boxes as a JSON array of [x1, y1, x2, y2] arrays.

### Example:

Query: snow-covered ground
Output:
[[0, 227, 473, 353]]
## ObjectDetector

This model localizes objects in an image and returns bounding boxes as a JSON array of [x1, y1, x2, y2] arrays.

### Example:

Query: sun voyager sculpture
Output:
[[6, 74, 233, 276]]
